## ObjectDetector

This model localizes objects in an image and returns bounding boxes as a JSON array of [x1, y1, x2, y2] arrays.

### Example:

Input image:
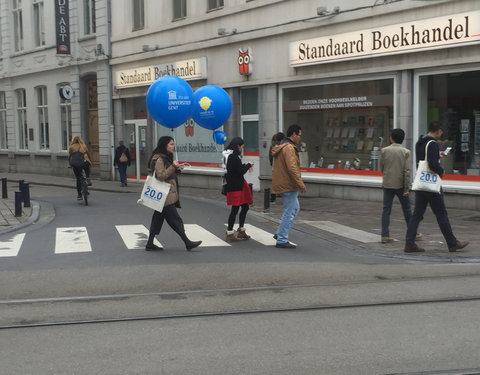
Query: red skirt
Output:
[[226, 180, 253, 206]]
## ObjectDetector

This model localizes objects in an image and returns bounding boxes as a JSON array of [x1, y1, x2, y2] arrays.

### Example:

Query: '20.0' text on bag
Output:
[[137, 172, 171, 212], [412, 140, 442, 194]]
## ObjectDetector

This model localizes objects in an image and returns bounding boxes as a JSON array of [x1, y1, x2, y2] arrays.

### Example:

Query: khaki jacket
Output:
[[380, 143, 411, 192], [271, 140, 305, 194], [151, 154, 179, 207]]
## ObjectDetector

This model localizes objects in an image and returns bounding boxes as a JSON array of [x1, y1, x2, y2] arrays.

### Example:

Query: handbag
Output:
[[137, 171, 171, 212], [412, 140, 442, 194]]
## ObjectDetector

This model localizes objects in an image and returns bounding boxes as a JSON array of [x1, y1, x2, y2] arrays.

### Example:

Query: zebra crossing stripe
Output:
[[185, 224, 230, 247], [241, 224, 278, 246], [55, 227, 92, 254], [115, 225, 162, 250], [0, 233, 26, 257], [303, 220, 380, 243]]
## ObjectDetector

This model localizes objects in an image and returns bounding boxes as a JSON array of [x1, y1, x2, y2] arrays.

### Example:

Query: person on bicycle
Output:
[[68, 136, 92, 200]]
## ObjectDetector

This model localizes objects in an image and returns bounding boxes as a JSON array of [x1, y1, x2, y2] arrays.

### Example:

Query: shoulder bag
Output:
[[137, 171, 171, 212], [411, 140, 441, 194]]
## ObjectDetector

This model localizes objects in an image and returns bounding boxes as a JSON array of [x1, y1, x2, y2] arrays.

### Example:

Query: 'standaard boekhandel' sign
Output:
[[290, 11, 480, 67]]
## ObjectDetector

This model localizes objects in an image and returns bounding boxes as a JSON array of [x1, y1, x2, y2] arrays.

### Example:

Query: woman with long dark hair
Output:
[[145, 136, 201, 251], [222, 137, 253, 242]]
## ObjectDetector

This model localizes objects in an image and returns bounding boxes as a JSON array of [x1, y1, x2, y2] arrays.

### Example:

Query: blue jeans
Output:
[[276, 191, 300, 244], [381, 188, 412, 237], [118, 162, 127, 183]]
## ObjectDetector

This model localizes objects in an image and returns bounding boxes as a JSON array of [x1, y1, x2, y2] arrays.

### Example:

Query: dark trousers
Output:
[[405, 190, 457, 247], [381, 188, 412, 237], [117, 162, 127, 183], [72, 163, 90, 195], [227, 203, 249, 231], [149, 204, 189, 244]]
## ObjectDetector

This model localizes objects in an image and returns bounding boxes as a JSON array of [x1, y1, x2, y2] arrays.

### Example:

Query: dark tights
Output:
[[227, 204, 249, 231]]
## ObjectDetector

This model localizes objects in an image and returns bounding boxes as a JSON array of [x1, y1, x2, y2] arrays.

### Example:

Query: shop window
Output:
[[84, 0, 96, 35], [419, 71, 480, 178], [241, 88, 258, 115], [0, 92, 7, 149], [36, 86, 49, 150], [16, 89, 28, 150], [282, 79, 393, 172], [173, 0, 186, 20], [133, 0, 144, 30]]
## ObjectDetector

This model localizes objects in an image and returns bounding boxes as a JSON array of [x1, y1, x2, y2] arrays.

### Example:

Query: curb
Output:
[[0, 201, 40, 235]]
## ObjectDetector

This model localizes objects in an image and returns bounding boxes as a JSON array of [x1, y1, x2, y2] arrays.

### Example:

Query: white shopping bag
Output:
[[137, 172, 171, 212], [411, 140, 442, 194]]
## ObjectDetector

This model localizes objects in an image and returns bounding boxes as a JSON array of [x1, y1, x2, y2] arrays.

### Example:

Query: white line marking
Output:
[[303, 220, 381, 243], [115, 225, 162, 249], [223, 224, 296, 246], [55, 227, 92, 253], [185, 224, 230, 247], [0, 233, 26, 257]]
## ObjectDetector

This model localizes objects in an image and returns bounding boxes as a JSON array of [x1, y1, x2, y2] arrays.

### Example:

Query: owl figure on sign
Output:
[[238, 48, 252, 76]]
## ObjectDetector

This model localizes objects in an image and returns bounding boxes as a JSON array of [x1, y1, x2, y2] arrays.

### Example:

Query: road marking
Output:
[[223, 224, 296, 246], [185, 224, 230, 247], [302, 220, 380, 243], [0, 233, 26, 257], [115, 225, 162, 249], [55, 227, 92, 253]]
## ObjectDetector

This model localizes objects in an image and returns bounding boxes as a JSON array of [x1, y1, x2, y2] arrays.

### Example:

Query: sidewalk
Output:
[[1, 172, 479, 261]]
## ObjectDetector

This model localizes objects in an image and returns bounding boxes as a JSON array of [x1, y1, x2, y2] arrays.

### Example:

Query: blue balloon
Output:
[[213, 130, 227, 145], [192, 85, 232, 130], [146, 76, 194, 129]]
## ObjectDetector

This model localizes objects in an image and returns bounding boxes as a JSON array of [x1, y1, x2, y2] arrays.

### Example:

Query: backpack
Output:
[[70, 151, 85, 167], [119, 152, 128, 163]]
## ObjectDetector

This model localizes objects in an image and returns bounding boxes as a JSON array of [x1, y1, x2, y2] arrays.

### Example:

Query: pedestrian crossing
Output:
[[0, 223, 279, 257]]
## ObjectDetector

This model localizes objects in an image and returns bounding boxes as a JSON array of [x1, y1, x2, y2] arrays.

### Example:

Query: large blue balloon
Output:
[[146, 76, 194, 129], [213, 130, 227, 145], [192, 85, 232, 130]]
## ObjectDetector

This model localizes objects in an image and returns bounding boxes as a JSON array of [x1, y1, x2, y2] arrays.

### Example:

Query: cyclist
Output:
[[68, 136, 92, 200]]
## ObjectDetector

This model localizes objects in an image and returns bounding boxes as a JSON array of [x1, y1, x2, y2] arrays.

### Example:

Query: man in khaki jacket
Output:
[[380, 128, 421, 244], [271, 124, 306, 248]]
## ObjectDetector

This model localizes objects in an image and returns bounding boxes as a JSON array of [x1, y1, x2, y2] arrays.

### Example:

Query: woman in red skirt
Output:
[[222, 137, 253, 242]]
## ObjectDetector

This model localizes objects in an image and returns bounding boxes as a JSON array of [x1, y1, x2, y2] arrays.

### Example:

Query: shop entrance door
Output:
[[242, 116, 260, 191], [123, 119, 150, 181]]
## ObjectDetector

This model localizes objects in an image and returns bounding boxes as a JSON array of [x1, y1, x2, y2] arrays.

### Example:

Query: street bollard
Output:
[[15, 191, 23, 217], [18, 179, 24, 191], [264, 188, 270, 211], [1, 178, 7, 199], [22, 182, 31, 207]]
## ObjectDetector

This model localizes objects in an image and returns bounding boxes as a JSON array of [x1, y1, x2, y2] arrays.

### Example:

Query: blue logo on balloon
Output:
[[213, 130, 227, 145], [146, 76, 194, 129], [192, 85, 232, 130]]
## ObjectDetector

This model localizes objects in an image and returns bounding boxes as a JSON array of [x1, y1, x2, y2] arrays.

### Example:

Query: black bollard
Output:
[[22, 182, 30, 207], [1, 178, 7, 199], [15, 191, 23, 217], [264, 188, 270, 211], [18, 179, 24, 191]]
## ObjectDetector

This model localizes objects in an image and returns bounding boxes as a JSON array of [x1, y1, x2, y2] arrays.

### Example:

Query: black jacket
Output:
[[114, 145, 131, 166], [415, 135, 444, 177], [225, 151, 252, 192]]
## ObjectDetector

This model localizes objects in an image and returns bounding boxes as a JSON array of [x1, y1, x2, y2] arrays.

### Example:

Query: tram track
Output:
[[2, 273, 480, 330]]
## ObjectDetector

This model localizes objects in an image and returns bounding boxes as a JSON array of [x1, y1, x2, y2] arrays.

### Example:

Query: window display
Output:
[[282, 79, 393, 172], [420, 70, 480, 177]]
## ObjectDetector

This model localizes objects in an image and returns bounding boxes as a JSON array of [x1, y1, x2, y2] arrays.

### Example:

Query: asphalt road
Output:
[[2, 185, 480, 374]]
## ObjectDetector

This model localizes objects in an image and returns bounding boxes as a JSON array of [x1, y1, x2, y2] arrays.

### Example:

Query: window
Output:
[[173, 0, 186, 20], [208, 0, 224, 11], [282, 79, 394, 171], [59, 86, 72, 151], [132, 0, 144, 30], [241, 88, 259, 153], [36, 86, 49, 150], [0, 92, 7, 150], [16, 89, 28, 150], [12, 0, 23, 52], [33, 0, 45, 46], [84, 0, 96, 35]]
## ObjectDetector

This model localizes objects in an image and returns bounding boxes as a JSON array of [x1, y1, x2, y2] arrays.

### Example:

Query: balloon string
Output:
[[172, 128, 178, 161]]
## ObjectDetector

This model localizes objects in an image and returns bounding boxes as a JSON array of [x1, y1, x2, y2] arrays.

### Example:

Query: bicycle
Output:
[[79, 168, 89, 206]]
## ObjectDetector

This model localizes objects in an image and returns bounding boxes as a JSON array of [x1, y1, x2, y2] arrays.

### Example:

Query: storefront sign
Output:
[[290, 11, 480, 67], [284, 95, 390, 112], [55, 0, 70, 54], [115, 58, 207, 89]]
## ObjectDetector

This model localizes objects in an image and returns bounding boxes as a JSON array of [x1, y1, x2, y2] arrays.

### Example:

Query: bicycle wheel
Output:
[[81, 171, 89, 206]]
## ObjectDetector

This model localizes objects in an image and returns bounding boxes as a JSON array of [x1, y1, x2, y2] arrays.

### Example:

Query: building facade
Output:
[[2, 1, 479, 209], [0, 0, 112, 179]]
